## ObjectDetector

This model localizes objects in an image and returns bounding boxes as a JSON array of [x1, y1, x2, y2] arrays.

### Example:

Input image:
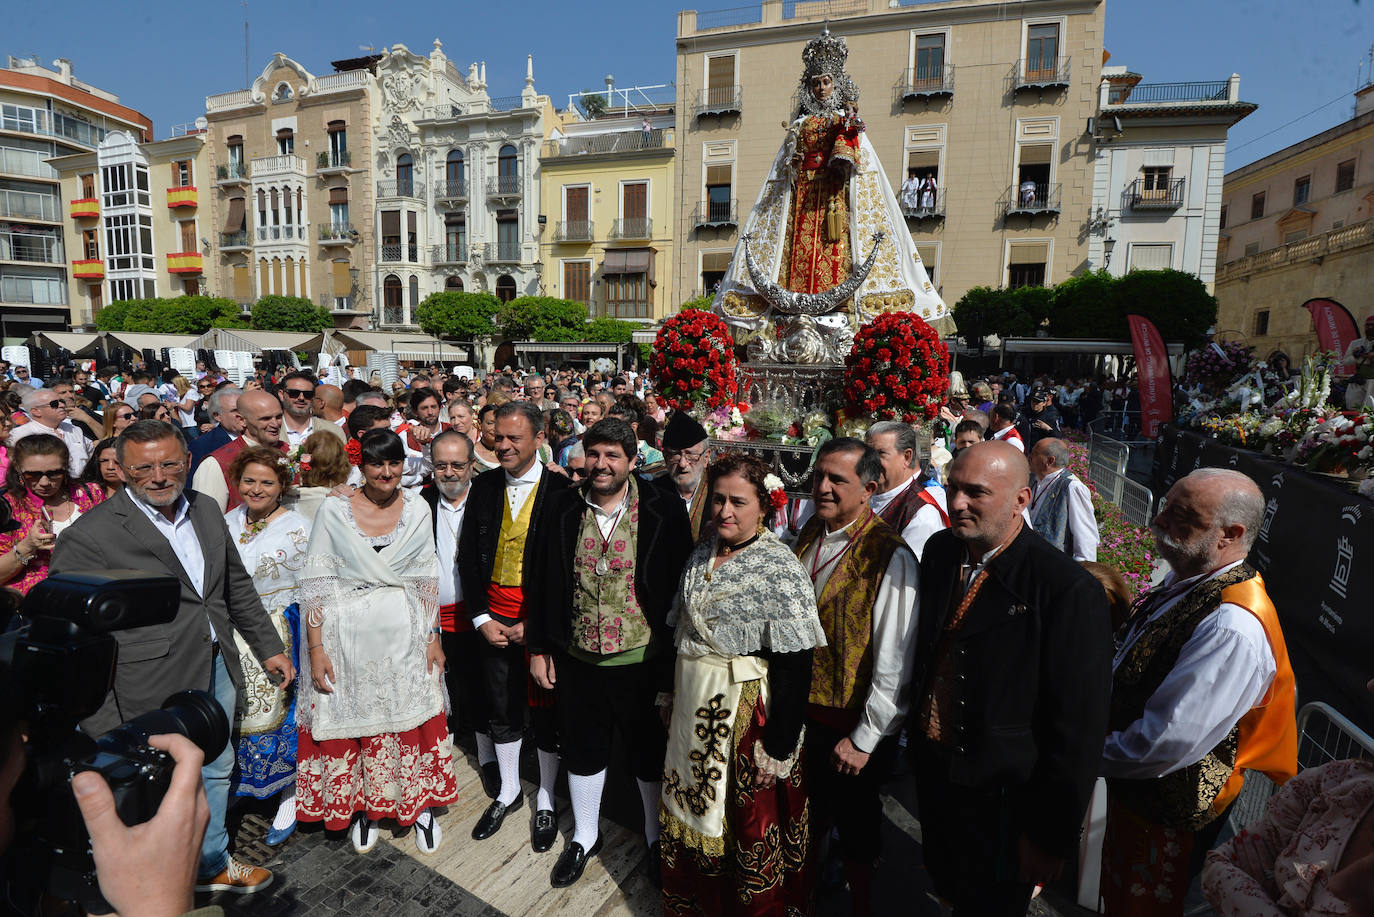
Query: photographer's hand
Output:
[[71, 733, 207, 917]]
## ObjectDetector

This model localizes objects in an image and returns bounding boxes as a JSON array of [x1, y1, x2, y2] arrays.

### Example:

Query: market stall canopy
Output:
[[99, 331, 200, 353], [186, 328, 333, 355], [999, 337, 1185, 356], [28, 331, 101, 355], [326, 330, 473, 362]]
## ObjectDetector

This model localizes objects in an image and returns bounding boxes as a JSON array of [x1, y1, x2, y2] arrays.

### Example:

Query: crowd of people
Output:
[[0, 350, 1364, 917]]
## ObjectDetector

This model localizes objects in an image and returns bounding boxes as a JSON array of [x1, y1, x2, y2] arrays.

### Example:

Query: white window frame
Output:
[[618, 179, 650, 220], [913, 241, 941, 287], [1013, 117, 1059, 188], [901, 124, 947, 184], [1019, 16, 1068, 71], [1003, 237, 1055, 287], [701, 140, 737, 206], [698, 247, 734, 293], [907, 28, 952, 79], [560, 258, 593, 302], [702, 50, 740, 89], [1126, 242, 1174, 271], [561, 183, 592, 222]]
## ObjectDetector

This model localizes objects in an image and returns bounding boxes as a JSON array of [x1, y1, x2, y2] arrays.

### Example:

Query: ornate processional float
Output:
[[651, 27, 954, 493]]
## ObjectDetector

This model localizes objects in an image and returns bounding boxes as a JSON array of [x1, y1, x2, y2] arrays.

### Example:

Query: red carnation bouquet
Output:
[[649, 309, 739, 413], [345, 439, 363, 466], [843, 311, 950, 423]]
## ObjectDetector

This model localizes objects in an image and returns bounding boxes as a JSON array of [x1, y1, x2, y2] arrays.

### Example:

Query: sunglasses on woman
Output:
[[20, 469, 66, 485]]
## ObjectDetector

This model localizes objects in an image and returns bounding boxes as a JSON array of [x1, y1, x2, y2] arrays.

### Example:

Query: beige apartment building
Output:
[[674, 0, 1105, 311], [0, 55, 151, 338], [51, 130, 220, 325], [1215, 83, 1374, 359], [203, 53, 375, 328]]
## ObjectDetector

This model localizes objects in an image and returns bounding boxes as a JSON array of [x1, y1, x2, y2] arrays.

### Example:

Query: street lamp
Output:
[[1103, 236, 1116, 268]]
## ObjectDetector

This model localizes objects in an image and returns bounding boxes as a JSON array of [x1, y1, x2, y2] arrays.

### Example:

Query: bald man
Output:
[[192, 389, 287, 512], [1099, 468, 1296, 915], [312, 383, 348, 430], [907, 441, 1112, 915]]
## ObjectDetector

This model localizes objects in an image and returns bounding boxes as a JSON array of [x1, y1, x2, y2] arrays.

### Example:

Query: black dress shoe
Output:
[[531, 809, 558, 852], [550, 836, 603, 888], [471, 794, 523, 841], [645, 840, 662, 888], [480, 762, 500, 800]]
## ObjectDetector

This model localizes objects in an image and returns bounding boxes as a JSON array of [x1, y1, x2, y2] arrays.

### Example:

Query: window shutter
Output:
[[565, 186, 588, 222], [1008, 242, 1049, 264], [701, 251, 731, 273], [707, 55, 735, 88], [332, 259, 352, 295], [623, 182, 647, 220], [328, 186, 348, 205], [381, 210, 400, 236], [276, 128, 293, 140], [705, 165, 732, 186], [326, 120, 346, 134]]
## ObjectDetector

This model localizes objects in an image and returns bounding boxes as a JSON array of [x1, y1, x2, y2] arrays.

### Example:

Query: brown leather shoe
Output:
[[194, 857, 274, 894]]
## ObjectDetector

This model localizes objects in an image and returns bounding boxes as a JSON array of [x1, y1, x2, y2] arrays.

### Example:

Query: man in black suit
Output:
[[527, 419, 692, 887], [653, 411, 712, 539], [457, 401, 569, 850], [187, 383, 243, 474], [51, 420, 293, 896], [907, 440, 1112, 915]]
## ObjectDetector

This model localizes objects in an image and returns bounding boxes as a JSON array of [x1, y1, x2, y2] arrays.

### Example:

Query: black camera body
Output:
[[1, 572, 229, 913]]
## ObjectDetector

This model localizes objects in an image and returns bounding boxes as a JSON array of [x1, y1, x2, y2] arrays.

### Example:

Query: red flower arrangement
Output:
[[649, 310, 739, 413], [345, 439, 363, 467], [843, 311, 950, 423]]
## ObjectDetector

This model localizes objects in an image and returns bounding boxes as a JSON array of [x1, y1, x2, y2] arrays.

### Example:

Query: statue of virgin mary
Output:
[[713, 28, 953, 363]]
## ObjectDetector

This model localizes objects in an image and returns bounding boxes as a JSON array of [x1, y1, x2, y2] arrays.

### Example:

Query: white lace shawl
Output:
[[669, 530, 826, 659], [297, 490, 442, 740]]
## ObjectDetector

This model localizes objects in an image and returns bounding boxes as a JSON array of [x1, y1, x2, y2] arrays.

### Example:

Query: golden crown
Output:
[[801, 27, 848, 81]]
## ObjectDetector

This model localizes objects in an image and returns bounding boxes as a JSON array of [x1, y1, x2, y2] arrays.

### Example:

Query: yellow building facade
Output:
[[538, 106, 676, 322]]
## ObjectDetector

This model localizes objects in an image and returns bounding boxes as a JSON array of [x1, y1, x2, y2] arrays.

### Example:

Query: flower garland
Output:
[[763, 473, 788, 512], [649, 310, 738, 414], [345, 439, 363, 467], [843, 311, 949, 423]]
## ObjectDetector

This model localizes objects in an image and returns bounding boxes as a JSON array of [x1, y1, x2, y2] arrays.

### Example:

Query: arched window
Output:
[[383, 274, 403, 325], [409, 274, 420, 322], [446, 150, 464, 193], [495, 274, 516, 303], [497, 144, 518, 194], [396, 152, 413, 197], [445, 276, 464, 291]]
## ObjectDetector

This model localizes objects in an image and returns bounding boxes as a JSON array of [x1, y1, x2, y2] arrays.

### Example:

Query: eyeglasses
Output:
[[20, 469, 66, 485], [664, 448, 707, 464], [115, 411, 135, 421], [124, 460, 186, 478], [197, 382, 215, 390], [41, 400, 65, 410], [569, 467, 589, 479], [433, 460, 472, 473], [283, 389, 313, 399]]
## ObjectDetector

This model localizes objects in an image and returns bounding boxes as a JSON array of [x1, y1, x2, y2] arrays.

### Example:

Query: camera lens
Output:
[[97, 689, 229, 763]]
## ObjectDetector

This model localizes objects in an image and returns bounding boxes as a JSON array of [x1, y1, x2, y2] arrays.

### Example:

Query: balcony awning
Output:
[[28, 331, 101, 355], [222, 195, 245, 232], [602, 247, 655, 279]]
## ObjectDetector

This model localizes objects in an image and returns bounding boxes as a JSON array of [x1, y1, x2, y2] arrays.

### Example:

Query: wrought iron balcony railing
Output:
[[1114, 81, 1229, 104], [431, 242, 468, 264], [486, 175, 522, 197], [693, 199, 738, 228], [377, 179, 418, 199], [554, 220, 594, 242], [216, 162, 250, 182], [695, 85, 742, 118], [1014, 56, 1072, 90], [896, 65, 955, 101], [319, 223, 357, 244], [486, 242, 522, 263], [1127, 177, 1186, 210], [380, 242, 419, 262], [220, 231, 250, 249], [900, 189, 945, 220], [1005, 182, 1062, 217], [435, 178, 469, 201], [610, 217, 653, 239], [316, 150, 351, 171]]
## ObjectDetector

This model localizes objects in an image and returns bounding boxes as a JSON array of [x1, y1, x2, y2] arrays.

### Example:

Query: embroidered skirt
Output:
[[660, 654, 812, 916], [295, 712, 459, 830], [231, 601, 300, 799], [1099, 792, 1195, 916]]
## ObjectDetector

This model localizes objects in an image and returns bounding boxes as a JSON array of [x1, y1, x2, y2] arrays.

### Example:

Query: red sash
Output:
[[916, 488, 951, 528], [486, 583, 525, 621], [440, 600, 470, 634]]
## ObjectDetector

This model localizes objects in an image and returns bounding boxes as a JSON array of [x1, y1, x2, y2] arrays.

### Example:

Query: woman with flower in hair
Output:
[[659, 452, 824, 915], [224, 445, 311, 844]]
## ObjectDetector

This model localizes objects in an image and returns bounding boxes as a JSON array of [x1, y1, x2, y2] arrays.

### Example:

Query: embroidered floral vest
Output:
[[572, 481, 649, 657], [491, 477, 540, 587], [1108, 564, 1297, 830], [795, 509, 905, 710]]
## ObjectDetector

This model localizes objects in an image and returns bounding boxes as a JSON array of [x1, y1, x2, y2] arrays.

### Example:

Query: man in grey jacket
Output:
[[51, 419, 294, 896]]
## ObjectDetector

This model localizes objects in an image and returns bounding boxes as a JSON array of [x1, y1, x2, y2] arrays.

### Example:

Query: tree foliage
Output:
[[95, 296, 248, 333], [579, 90, 609, 119], [495, 296, 589, 341], [414, 291, 500, 339], [583, 317, 638, 343], [951, 286, 1038, 339], [679, 293, 714, 312], [250, 295, 332, 332]]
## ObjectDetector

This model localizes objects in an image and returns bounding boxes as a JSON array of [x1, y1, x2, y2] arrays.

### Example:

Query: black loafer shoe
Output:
[[646, 840, 662, 888], [471, 794, 523, 841], [531, 809, 558, 852], [480, 762, 500, 800], [551, 836, 603, 888]]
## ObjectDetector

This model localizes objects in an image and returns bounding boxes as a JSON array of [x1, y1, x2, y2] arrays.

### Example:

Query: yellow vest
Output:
[[491, 478, 540, 587]]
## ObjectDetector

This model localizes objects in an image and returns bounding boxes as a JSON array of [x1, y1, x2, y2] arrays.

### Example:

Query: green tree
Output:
[[1047, 270, 1120, 339], [1049, 269, 1216, 345], [251, 295, 332, 332], [951, 286, 1036, 340], [495, 296, 589, 341], [93, 298, 139, 331], [415, 290, 500, 339], [583, 317, 637, 343], [579, 90, 608, 119], [107, 296, 246, 333], [679, 293, 714, 312]]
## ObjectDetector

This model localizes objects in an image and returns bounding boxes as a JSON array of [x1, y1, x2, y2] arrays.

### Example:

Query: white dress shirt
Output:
[[11, 418, 93, 476], [282, 415, 345, 449], [799, 515, 921, 752], [1101, 560, 1276, 779], [435, 492, 468, 607], [470, 459, 543, 631], [191, 435, 265, 513], [869, 477, 949, 560], [129, 491, 209, 637], [1030, 467, 1099, 562], [990, 424, 1025, 452]]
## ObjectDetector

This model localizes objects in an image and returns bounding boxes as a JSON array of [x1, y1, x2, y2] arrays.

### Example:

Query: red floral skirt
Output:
[[660, 685, 813, 916], [295, 712, 459, 830]]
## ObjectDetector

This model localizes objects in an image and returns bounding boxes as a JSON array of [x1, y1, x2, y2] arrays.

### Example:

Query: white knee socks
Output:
[[476, 732, 496, 767], [272, 786, 296, 830], [494, 739, 522, 806], [568, 769, 607, 849], [536, 748, 560, 813], [637, 778, 661, 847]]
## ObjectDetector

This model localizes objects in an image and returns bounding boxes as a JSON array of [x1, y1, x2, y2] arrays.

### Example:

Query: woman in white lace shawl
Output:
[[296, 429, 458, 856], [659, 452, 826, 916]]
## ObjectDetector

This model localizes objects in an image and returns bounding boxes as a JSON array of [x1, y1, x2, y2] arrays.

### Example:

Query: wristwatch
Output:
[[14, 546, 32, 566]]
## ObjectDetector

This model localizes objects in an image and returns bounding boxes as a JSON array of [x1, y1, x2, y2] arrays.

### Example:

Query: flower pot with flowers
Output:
[[842, 311, 950, 427], [648, 310, 739, 416]]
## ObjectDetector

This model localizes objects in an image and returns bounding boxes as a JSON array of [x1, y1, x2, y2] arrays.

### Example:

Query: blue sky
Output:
[[7, 0, 1371, 169]]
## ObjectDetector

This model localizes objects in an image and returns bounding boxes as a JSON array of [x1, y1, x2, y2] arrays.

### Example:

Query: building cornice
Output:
[[0, 69, 152, 135], [1225, 109, 1374, 186]]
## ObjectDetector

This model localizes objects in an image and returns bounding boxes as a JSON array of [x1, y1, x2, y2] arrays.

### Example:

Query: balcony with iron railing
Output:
[[901, 190, 945, 220], [1004, 182, 1062, 217], [541, 130, 671, 159], [220, 231, 250, 251], [1111, 81, 1231, 104], [215, 162, 250, 184], [554, 220, 594, 242], [431, 242, 468, 264], [0, 231, 62, 264], [596, 299, 652, 320], [1126, 177, 1185, 210], [611, 217, 653, 240], [485, 242, 523, 263], [318, 293, 365, 312], [435, 178, 469, 202], [896, 65, 955, 102], [0, 189, 59, 222], [693, 199, 738, 229], [695, 85, 742, 118], [377, 179, 420, 199], [1014, 56, 1072, 90], [486, 175, 522, 198], [380, 242, 419, 262], [382, 305, 409, 326], [319, 223, 357, 246], [316, 150, 352, 173], [255, 225, 306, 242]]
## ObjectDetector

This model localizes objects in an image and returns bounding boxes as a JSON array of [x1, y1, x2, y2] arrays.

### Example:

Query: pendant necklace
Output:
[[593, 501, 628, 576]]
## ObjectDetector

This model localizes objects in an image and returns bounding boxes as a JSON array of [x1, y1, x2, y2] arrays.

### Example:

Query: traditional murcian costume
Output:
[[869, 474, 948, 560], [1028, 465, 1099, 562], [660, 531, 825, 915]]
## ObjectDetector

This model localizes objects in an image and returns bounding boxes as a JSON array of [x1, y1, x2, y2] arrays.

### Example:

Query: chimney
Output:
[[605, 73, 614, 104], [55, 58, 74, 83], [1357, 84, 1374, 119]]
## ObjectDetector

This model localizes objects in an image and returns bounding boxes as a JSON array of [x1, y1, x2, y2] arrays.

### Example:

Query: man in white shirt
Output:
[[987, 403, 1025, 452], [794, 438, 918, 914], [11, 387, 93, 476], [192, 389, 284, 512], [865, 420, 948, 559], [277, 371, 345, 449], [1027, 438, 1098, 562], [10, 363, 41, 388], [1099, 468, 1297, 914]]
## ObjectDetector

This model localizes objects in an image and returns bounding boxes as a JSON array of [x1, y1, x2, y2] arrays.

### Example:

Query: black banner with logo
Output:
[[1154, 426, 1374, 736]]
